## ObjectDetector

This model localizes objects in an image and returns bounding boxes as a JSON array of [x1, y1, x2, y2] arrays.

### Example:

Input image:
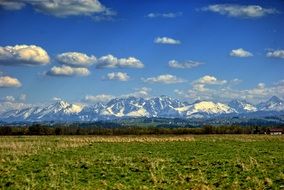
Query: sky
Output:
[[0, 0, 284, 108]]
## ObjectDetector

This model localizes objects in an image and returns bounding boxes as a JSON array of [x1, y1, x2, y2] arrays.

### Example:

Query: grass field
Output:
[[0, 135, 284, 189]]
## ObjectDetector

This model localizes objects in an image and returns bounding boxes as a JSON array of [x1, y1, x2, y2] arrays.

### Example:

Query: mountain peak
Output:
[[268, 96, 282, 103], [257, 96, 284, 111], [229, 99, 257, 113], [1, 95, 284, 122], [54, 100, 69, 108]]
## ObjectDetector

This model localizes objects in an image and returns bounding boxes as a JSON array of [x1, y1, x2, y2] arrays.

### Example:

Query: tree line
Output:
[[0, 124, 275, 136]]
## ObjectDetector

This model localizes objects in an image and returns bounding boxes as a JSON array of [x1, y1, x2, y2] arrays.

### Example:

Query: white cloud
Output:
[[0, 102, 29, 113], [266, 49, 284, 59], [190, 75, 227, 94], [0, 1, 25, 10], [47, 65, 90, 77], [235, 82, 284, 103], [0, 94, 29, 113], [146, 12, 182, 18], [143, 74, 186, 84], [1, 94, 27, 102], [168, 60, 204, 69], [84, 87, 152, 103], [96, 54, 144, 69], [202, 4, 278, 18], [0, 0, 113, 18], [230, 48, 253, 57], [0, 45, 50, 66], [2, 96, 15, 102], [57, 52, 96, 67], [154, 37, 181, 45], [105, 72, 130, 81], [0, 76, 22, 88], [52, 97, 62, 101], [33, 0, 106, 17], [175, 76, 284, 103], [84, 94, 114, 103], [124, 87, 152, 98], [194, 75, 227, 85]]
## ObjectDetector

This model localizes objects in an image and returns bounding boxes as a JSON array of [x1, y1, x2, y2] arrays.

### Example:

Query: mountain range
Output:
[[0, 96, 284, 123]]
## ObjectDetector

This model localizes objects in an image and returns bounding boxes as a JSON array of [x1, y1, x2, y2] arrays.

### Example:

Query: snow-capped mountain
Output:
[[102, 97, 149, 117], [100, 96, 186, 118], [0, 101, 84, 122], [0, 96, 284, 122], [181, 101, 235, 118], [257, 96, 284, 111], [229, 100, 257, 113], [79, 102, 105, 121]]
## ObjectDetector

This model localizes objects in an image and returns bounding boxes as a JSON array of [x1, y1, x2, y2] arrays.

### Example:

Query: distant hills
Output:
[[0, 96, 284, 123]]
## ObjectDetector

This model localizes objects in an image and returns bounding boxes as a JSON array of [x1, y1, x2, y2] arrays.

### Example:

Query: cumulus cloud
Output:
[[96, 54, 144, 69], [0, 76, 22, 88], [124, 87, 152, 98], [146, 12, 182, 18], [84, 94, 114, 103], [57, 52, 96, 67], [202, 4, 278, 18], [33, 0, 107, 17], [46, 65, 90, 77], [0, 94, 29, 113], [230, 48, 253, 57], [168, 60, 204, 69], [154, 37, 181, 45], [0, 45, 50, 66], [142, 74, 186, 84], [0, 0, 114, 18], [175, 76, 284, 103], [194, 75, 227, 85], [266, 49, 284, 59], [231, 81, 284, 103], [105, 72, 130, 81], [190, 75, 227, 93]]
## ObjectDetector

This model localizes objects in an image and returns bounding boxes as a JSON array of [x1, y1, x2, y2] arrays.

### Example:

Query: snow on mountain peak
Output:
[[1, 96, 284, 122], [257, 96, 284, 111], [268, 96, 283, 103], [229, 99, 257, 113], [64, 104, 84, 114], [186, 101, 235, 116], [51, 100, 68, 108]]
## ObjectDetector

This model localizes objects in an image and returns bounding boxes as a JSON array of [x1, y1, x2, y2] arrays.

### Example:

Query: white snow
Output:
[[1, 96, 284, 122], [126, 108, 149, 117], [185, 101, 234, 116]]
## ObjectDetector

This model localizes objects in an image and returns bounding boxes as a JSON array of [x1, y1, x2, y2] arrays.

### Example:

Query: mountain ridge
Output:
[[1, 96, 284, 122]]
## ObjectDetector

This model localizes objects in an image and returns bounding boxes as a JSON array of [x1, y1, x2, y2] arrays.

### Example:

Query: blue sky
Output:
[[0, 0, 284, 106]]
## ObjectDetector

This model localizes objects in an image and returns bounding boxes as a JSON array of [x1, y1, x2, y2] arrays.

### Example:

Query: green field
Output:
[[0, 135, 284, 189]]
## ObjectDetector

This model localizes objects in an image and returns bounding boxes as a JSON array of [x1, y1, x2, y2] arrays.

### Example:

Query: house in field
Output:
[[267, 128, 283, 135]]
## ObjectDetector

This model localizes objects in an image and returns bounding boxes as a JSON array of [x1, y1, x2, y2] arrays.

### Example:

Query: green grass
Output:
[[0, 135, 284, 189]]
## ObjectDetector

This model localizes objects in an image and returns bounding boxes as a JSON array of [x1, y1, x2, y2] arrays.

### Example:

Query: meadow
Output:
[[0, 135, 283, 189]]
